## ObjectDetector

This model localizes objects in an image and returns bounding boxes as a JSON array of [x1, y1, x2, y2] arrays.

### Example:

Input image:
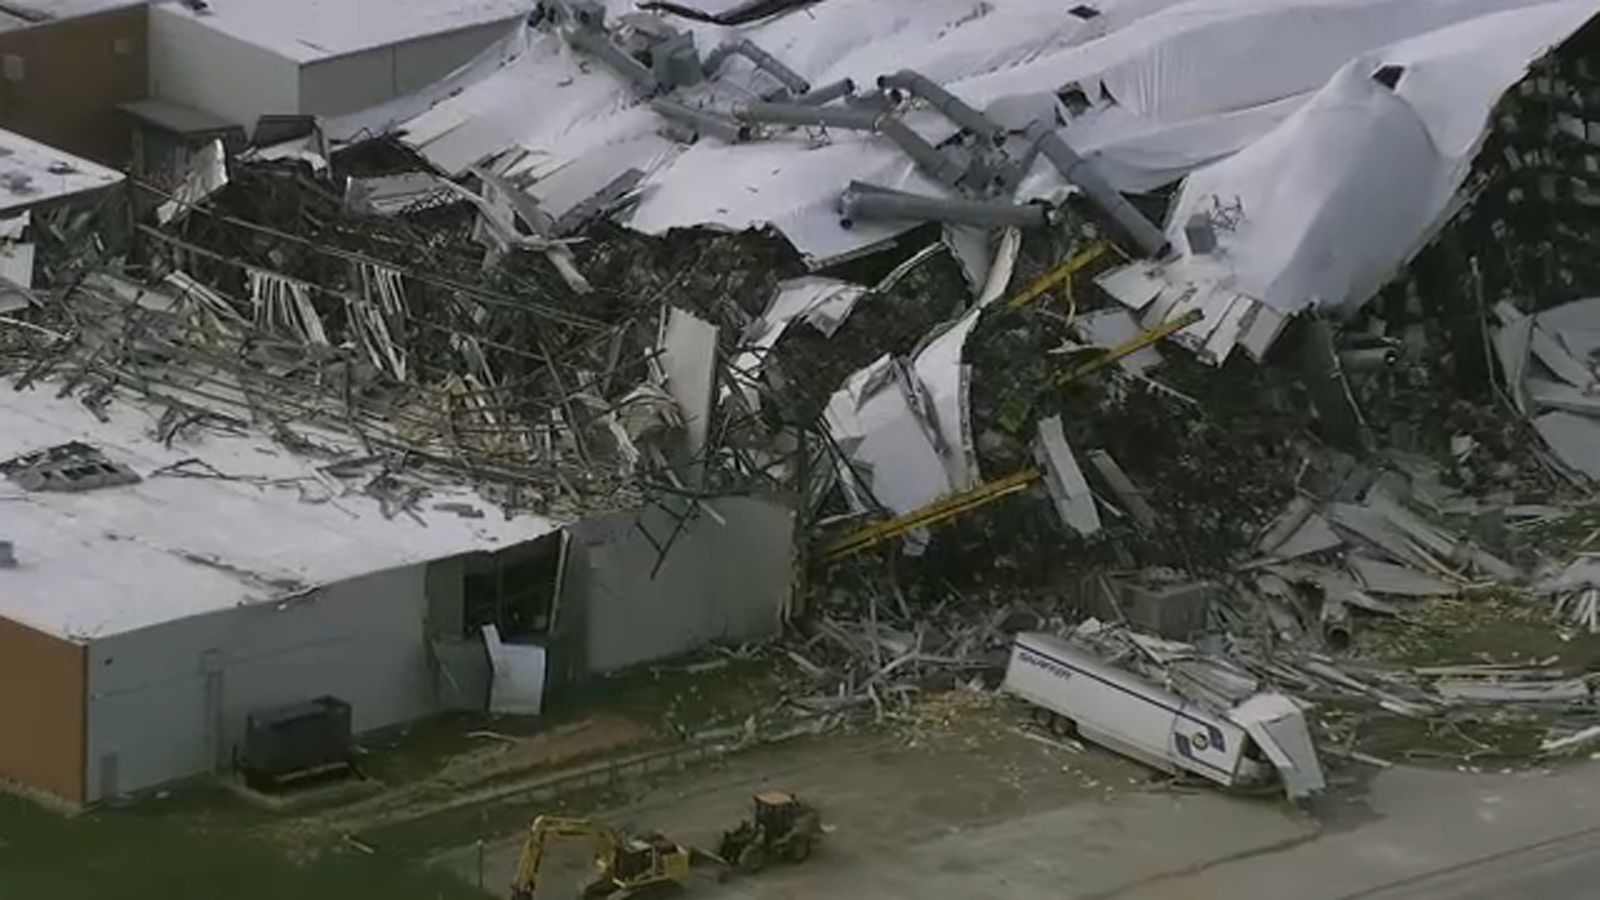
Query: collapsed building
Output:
[[8, 0, 1600, 804]]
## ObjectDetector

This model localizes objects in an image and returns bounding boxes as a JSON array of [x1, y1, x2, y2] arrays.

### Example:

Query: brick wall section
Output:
[[0, 616, 85, 804], [0, 5, 147, 165]]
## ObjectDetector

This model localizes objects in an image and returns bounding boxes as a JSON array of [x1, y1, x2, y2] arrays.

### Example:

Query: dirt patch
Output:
[[1353, 592, 1600, 670], [1311, 591, 1600, 766], [305, 713, 657, 840]]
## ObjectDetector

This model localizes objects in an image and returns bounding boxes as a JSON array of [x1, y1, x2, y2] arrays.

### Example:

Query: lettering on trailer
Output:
[[1018, 646, 1075, 681]]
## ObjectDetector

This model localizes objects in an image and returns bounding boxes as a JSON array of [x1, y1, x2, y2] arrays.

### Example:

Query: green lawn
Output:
[[0, 790, 490, 900]]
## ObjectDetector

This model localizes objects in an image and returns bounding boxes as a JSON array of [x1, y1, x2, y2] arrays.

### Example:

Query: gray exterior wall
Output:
[[83, 566, 433, 801], [297, 20, 519, 119], [564, 496, 796, 674], [73, 496, 795, 801], [148, 5, 300, 128]]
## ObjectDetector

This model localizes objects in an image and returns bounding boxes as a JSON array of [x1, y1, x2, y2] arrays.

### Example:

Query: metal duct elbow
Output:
[[736, 101, 881, 131], [651, 99, 752, 144], [566, 26, 660, 93], [1338, 346, 1399, 373], [838, 182, 1050, 230], [703, 39, 810, 95], [878, 117, 964, 187], [878, 69, 1006, 145], [796, 78, 855, 106], [1025, 121, 1169, 258]]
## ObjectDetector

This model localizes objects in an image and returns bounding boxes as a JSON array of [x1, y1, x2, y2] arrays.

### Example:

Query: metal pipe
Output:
[[1321, 593, 1352, 649], [999, 135, 1046, 194], [566, 26, 660, 93], [838, 182, 1049, 230], [736, 101, 881, 130], [878, 69, 1006, 145], [878, 117, 964, 187], [702, 39, 810, 95], [651, 99, 752, 143], [1338, 346, 1399, 372], [796, 78, 855, 106], [1025, 120, 1169, 258]]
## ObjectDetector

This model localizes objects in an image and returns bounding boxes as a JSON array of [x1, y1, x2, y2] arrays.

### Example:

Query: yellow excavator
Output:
[[510, 815, 693, 900]]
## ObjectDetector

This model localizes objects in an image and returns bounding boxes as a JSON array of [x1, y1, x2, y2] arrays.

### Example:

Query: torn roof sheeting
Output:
[[393, 0, 1571, 267], [1098, 0, 1600, 363], [823, 354, 952, 521]]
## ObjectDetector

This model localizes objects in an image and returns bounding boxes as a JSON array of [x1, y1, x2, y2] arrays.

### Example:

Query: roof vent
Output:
[[1372, 65, 1405, 90], [1, 442, 140, 493]]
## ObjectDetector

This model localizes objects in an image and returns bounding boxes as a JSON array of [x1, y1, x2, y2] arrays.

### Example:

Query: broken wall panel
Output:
[[659, 306, 720, 480], [823, 355, 953, 517], [482, 624, 547, 716], [567, 496, 796, 674], [1035, 415, 1101, 537]]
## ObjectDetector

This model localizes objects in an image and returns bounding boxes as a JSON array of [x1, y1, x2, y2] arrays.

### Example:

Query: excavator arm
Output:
[[511, 816, 622, 899]]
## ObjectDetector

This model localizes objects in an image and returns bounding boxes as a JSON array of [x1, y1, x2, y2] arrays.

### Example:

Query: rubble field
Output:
[[15, 0, 1600, 829]]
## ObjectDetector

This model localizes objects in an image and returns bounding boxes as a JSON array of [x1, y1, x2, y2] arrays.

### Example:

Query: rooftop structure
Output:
[[0, 0, 141, 22], [149, 0, 533, 127], [0, 383, 559, 640], [155, 0, 531, 64], [0, 126, 123, 212]]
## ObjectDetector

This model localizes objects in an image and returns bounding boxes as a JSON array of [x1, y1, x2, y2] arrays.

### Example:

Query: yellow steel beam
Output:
[[996, 308, 1204, 431], [1050, 307, 1203, 387], [820, 467, 1042, 563], [1004, 242, 1109, 311]]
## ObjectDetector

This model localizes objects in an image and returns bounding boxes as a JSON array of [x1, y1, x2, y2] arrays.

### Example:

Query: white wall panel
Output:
[[149, 4, 301, 127]]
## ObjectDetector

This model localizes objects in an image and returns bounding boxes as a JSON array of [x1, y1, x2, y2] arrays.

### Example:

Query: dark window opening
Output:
[[1372, 65, 1405, 89], [1069, 4, 1101, 19], [462, 532, 564, 641]]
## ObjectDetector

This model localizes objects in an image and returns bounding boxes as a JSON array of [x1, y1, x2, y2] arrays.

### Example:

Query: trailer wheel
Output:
[[1048, 714, 1078, 738], [1030, 706, 1054, 728]]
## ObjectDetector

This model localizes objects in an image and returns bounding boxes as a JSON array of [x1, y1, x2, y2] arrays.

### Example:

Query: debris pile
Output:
[[10, 0, 1600, 778]]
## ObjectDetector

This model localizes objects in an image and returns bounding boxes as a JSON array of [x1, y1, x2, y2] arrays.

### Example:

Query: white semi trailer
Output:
[[1002, 631, 1324, 799]]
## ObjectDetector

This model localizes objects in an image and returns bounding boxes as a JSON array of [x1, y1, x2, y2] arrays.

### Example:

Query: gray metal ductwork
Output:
[[1025, 121, 1169, 258], [651, 30, 705, 90], [879, 69, 1006, 145], [567, 25, 661, 93], [652, 99, 753, 143], [878, 118, 964, 187], [703, 39, 810, 96], [736, 101, 883, 130], [563, 0, 606, 27], [796, 79, 855, 106], [839, 181, 1051, 229], [999, 137, 1047, 194]]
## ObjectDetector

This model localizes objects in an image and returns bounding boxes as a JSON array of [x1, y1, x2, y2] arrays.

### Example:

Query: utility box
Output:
[[1111, 578, 1217, 639], [239, 696, 353, 787]]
